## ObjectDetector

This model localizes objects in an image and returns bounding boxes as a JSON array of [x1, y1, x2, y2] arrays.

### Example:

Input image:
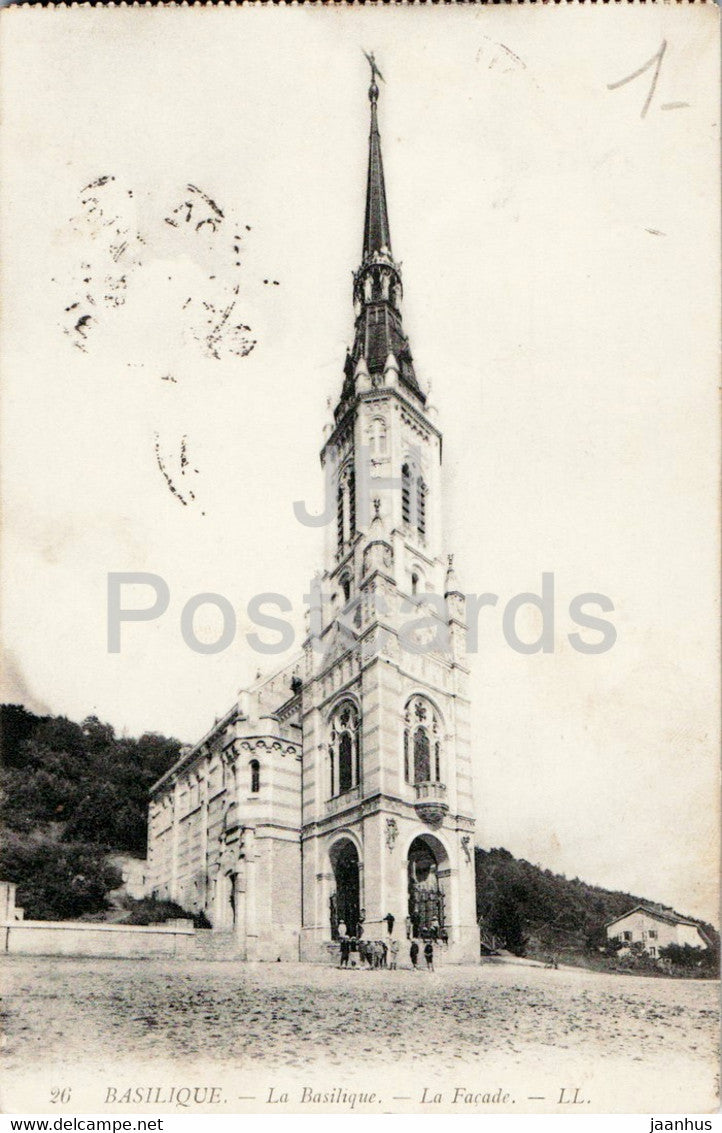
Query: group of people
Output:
[[410, 938, 436, 970], [338, 935, 436, 971]]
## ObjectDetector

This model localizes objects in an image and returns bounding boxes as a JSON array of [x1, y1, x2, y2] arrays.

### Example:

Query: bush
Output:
[[0, 833, 121, 920], [659, 941, 719, 976], [123, 896, 210, 928]]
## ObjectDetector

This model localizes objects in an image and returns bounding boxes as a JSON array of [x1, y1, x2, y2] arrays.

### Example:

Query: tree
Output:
[[0, 704, 182, 854], [0, 833, 121, 920]]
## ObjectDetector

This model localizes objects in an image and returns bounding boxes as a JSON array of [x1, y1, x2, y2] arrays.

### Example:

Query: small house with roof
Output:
[[605, 905, 711, 957]]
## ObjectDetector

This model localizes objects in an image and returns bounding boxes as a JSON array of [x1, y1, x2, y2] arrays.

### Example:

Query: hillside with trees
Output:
[[475, 845, 718, 972], [0, 703, 181, 919]]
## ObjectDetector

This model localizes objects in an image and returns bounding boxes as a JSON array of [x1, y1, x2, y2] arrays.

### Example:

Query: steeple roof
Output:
[[363, 85, 392, 262], [335, 59, 426, 418]]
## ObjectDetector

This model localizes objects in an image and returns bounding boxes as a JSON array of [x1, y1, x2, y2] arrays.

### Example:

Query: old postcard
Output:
[[0, 1, 719, 1119]]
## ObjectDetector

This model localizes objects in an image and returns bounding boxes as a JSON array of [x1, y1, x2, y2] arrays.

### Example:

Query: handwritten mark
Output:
[[58, 178, 282, 510], [661, 101, 689, 111], [476, 37, 527, 75], [154, 432, 198, 507], [607, 40, 668, 119], [59, 179, 274, 362], [645, 228, 666, 237]]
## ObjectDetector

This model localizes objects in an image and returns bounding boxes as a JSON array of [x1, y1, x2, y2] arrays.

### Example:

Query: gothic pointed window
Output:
[[340, 573, 352, 603], [328, 700, 360, 798], [250, 759, 260, 794], [403, 695, 442, 786]]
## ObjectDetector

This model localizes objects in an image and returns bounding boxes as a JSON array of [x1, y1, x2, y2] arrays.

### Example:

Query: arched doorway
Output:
[[408, 834, 448, 939], [329, 838, 361, 940]]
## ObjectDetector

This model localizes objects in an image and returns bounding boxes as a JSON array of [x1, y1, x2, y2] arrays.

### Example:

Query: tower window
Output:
[[411, 571, 419, 596], [401, 462, 428, 539], [337, 463, 356, 552], [417, 478, 427, 537], [348, 465, 356, 536], [413, 728, 431, 783], [403, 695, 442, 785], [340, 574, 352, 603], [401, 464, 411, 525], [328, 700, 360, 798], [339, 732, 353, 794], [337, 484, 345, 552], [250, 759, 260, 794]]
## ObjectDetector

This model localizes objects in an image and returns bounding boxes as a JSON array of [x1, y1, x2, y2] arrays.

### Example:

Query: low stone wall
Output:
[[1, 919, 195, 958]]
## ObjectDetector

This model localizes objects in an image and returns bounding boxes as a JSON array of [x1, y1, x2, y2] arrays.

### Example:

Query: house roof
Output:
[[605, 904, 706, 932]]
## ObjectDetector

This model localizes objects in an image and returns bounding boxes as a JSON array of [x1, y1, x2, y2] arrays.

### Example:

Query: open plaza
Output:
[[1, 956, 717, 1114]]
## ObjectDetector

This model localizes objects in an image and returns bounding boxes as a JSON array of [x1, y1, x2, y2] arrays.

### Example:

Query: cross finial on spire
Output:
[[363, 49, 385, 102]]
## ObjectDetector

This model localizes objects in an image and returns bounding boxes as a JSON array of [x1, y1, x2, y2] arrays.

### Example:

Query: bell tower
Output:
[[299, 60, 477, 963]]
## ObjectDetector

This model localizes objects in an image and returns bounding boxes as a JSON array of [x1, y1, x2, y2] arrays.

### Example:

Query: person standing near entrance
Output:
[[424, 940, 434, 971], [339, 935, 350, 968], [409, 940, 419, 968], [389, 939, 399, 969]]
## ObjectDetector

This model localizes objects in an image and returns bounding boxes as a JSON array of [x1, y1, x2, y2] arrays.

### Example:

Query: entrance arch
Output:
[[329, 838, 361, 939], [407, 833, 449, 939]]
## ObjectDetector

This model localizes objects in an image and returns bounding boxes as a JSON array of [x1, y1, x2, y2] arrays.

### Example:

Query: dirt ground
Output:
[[1, 956, 718, 1114]]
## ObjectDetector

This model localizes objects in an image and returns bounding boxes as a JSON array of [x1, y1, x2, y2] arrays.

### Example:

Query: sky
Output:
[[1, 4, 719, 923]]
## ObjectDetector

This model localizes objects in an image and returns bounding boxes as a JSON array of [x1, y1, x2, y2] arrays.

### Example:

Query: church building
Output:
[[147, 66, 478, 964]]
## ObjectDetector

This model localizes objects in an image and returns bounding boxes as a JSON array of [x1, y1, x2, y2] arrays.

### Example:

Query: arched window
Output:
[[250, 759, 260, 794], [404, 695, 442, 786], [411, 571, 419, 596], [328, 700, 360, 798]]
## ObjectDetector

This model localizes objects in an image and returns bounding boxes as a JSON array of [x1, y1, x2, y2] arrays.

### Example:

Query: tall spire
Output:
[[334, 56, 425, 418], [363, 64, 392, 263]]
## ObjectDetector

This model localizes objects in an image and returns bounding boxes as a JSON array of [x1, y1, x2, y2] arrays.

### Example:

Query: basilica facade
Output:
[[147, 70, 478, 963]]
